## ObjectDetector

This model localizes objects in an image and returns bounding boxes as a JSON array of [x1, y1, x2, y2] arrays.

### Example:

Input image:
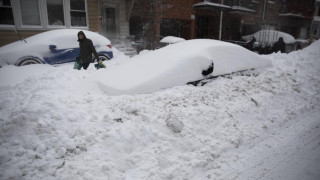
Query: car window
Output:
[[51, 35, 78, 49]]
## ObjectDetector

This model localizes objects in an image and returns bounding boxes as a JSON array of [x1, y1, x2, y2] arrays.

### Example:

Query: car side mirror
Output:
[[49, 45, 57, 50]]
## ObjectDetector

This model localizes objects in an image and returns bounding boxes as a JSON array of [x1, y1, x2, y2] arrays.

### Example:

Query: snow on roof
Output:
[[193, 2, 255, 13], [279, 13, 305, 18], [193, 1, 232, 10], [242, 30, 295, 44], [231, 6, 255, 13], [160, 36, 186, 44]]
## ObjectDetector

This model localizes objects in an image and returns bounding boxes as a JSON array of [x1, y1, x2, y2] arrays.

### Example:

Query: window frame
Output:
[[0, 0, 15, 27], [18, 0, 42, 28], [70, 0, 88, 27], [0, 0, 88, 30], [46, 0, 67, 28]]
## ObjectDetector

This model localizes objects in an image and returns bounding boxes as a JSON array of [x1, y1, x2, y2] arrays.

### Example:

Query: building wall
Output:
[[162, 0, 197, 20], [99, 0, 129, 38], [311, 1, 320, 38], [242, 0, 281, 36], [159, 0, 198, 39], [88, 0, 99, 32], [0, 0, 99, 47], [278, 0, 314, 38], [0, 30, 43, 47]]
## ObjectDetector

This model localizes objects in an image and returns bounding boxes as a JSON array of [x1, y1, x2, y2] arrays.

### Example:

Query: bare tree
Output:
[[130, 0, 173, 49]]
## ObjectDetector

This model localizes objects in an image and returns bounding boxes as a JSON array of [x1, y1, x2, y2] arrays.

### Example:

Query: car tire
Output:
[[94, 55, 110, 62], [17, 56, 42, 66]]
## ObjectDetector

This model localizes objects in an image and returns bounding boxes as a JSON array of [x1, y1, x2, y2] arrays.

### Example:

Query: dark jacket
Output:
[[77, 31, 98, 63], [272, 37, 286, 53], [245, 37, 256, 51]]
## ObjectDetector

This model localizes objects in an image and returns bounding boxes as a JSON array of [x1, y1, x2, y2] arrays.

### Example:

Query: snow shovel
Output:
[[94, 60, 106, 69], [74, 59, 82, 70]]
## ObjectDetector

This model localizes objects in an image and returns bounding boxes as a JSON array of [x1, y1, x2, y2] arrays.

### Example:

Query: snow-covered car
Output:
[[160, 36, 186, 44], [158, 36, 186, 48], [242, 30, 295, 44], [0, 29, 113, 67], [88, 39, 272, 95]]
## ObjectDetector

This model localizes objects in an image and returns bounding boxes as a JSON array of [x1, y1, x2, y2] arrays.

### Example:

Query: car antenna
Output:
[[14, 26, 27, 43]]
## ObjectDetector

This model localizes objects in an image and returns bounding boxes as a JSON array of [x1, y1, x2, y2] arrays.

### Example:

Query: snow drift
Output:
[[0, 40, 319, 180]]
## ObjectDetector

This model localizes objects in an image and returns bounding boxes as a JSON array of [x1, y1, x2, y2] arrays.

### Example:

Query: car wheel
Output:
[[17, 56, 42, 66], [95, 55, 110, 62]]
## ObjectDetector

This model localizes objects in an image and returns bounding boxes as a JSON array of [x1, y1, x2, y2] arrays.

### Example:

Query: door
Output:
[[105, 7, 116, 34], [197, 17, 208, 38]]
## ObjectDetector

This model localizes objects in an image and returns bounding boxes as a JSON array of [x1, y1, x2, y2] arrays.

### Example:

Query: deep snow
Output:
[[0, 41, 319, 180]]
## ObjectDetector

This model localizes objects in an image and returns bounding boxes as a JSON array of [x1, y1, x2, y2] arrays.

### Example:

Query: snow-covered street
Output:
[[0, 41, 320, 180]]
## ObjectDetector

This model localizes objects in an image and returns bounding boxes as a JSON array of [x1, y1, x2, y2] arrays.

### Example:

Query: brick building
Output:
[[278, 0, 315, 39], [130, 0, 316, 49]]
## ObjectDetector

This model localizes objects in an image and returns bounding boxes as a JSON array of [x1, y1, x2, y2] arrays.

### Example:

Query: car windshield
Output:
[[51, 35, 78, 49]]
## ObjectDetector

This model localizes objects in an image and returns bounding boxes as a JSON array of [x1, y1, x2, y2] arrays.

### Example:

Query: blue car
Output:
[[0, 29, 113, 67]]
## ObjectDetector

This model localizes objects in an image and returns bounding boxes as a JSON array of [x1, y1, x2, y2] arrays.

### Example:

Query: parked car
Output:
[[158, 36, 186, 48], [242, 30, 296, 45], [242, 30, 297, 54], [91, 39, 272, 95], [0, 29, 113, 67]]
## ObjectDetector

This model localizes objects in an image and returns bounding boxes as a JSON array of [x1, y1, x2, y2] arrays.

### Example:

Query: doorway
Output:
[[105, 7, 116, 34], [197, 17, 208, 38]]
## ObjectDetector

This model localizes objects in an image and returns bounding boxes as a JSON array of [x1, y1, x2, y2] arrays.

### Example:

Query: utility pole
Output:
[[262, 0, 267, 23], [219, 0, 224, 40]]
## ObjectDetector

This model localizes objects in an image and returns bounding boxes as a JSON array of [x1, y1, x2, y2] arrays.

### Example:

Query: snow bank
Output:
[[160, 36, 186, 44], [0, 64, 53, 86], [300, 40, 320, 55], [88, 39, 271, 95], [0, 38, 319, 180], [243, 30, 295, 44]]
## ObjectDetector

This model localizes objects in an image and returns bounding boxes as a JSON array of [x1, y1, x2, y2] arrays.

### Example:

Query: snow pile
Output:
[[299, 40, 320, 55], [160, 36, 186, 44], [0, 41, 320, 180], [243, 30, 296, 44], [87, 39, 271, 95]]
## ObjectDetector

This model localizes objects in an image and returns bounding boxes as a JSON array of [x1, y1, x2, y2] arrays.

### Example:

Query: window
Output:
[[161, 19, 181, 38], [0, 0, 14, 25], [20, 0, 40, 25], [1, 0, 88, 29], [70, 0, 86, 26], [47, 0, 65, 26]]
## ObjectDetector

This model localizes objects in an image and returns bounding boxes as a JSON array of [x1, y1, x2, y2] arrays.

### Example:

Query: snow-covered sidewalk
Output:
[[0, 42, 319, 180]]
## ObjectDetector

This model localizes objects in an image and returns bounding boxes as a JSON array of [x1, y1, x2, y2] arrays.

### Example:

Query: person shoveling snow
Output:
[[75, 31, 105, 70]]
